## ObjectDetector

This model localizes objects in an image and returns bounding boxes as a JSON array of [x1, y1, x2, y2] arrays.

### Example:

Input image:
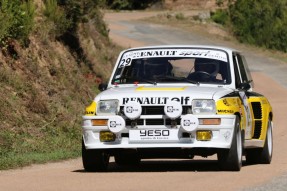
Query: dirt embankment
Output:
[[164, 0, 217, 10]]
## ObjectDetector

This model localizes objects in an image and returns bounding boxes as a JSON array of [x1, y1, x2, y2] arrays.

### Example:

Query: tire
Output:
[[246, 119, 273, 164], [114, 152, 141, 166], [218, 116, 243, 171], [82, 139, 110, 172]]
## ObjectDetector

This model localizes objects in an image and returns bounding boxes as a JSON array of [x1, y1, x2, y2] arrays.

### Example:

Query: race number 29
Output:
[[119, 58, 132, 67]]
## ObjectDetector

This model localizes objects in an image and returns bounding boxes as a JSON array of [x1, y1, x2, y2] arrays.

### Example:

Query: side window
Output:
[[233, 53, 253, 89], [233, 54, 241, 89], [238, 55, 249, 82], [240, 55, 254, 87]]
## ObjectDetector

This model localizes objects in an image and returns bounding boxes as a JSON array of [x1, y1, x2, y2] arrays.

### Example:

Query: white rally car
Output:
[[82, 45, 273, 171]]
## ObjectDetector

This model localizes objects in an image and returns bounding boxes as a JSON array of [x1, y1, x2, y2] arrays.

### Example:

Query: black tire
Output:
[[82, 139, 110, 172], [114, 152, 141, 166], [246, 119, 273, 164], [218, 116, 243, 171]]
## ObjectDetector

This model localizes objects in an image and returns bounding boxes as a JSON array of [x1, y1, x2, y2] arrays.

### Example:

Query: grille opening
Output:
[[182, 133, 190, 138], [146, 119, 164, 125], [166, 118, 181, 125], [121, 133, 129, 137], [251, 102, 262, 119], [142, 106, 163, 115], [120, 106, 192, 115], [126, 119, 144, 126], [253, 120, 262, 139]]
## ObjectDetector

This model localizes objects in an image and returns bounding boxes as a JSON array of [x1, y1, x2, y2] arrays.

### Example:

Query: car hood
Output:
[[95, 85, 233, 106]]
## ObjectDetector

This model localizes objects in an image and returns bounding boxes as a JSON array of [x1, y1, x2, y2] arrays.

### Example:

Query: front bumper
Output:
[[82, 114, 236, 150]]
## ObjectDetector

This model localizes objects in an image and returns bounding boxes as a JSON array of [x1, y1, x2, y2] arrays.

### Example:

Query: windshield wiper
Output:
[[138, 79, 157, 85], [181, 78, 197, 84], [156, 76, 197, 84], [121, 77, 156, 85]]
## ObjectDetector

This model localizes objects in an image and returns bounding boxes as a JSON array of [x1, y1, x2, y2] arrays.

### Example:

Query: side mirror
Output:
[[240, 82, 251, 91], [98, 83, 107, 91], [96, 76, 107, 91]]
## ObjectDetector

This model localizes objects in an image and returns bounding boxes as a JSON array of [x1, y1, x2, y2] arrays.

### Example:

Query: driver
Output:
[[143, 59, 173, 80], [188, 58, 219, 82]]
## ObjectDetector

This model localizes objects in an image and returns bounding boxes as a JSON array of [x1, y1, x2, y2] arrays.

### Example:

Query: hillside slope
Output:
[[0, 1, 120, 169]]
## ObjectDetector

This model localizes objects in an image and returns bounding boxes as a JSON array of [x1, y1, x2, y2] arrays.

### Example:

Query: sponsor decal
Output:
[[120, 49, 228, 65], [109, 121, 122, 128], [179, 50, 227, 62], [124, 50, 178, 59], [167, 106, 179, 113], [217, 109, 234, 113], [183, 119, 196, 126], [122, 96, 191, 105], [125, 106, 139, 113], [223, 99, 231, 106], [139, 130, 170, 140], [140, 129, 170, 137], [85, 111, 94, 115]]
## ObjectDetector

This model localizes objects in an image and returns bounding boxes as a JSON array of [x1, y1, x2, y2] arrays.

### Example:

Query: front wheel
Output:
[[82, 139, 110, 172], [218, 116, 243, 171], [246, 119, 273, 164]]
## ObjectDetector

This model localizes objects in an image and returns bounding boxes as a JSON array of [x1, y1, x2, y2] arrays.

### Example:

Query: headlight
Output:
[[192, 99, 216, 115], [97, 100, 119, 115]]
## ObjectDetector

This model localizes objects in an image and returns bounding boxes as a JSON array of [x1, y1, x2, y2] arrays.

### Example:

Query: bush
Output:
[[104, 0, 160, 10], [211, 9, 229, 25], [229, 0, 287, 52], [0, 0, 35, 46], [43, 0, 72, 38]]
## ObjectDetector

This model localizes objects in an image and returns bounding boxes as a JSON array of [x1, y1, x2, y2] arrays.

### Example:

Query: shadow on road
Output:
[[73, 159, 250, 173]]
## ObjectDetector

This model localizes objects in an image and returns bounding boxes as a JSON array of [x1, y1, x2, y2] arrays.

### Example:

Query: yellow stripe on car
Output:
[[136, 86, 187, 91]]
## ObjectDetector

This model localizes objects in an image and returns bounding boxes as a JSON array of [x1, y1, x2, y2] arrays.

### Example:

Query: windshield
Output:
[[112, 48, 231, 85]]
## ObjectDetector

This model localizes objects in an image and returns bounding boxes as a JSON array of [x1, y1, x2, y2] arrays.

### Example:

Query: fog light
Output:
[[199, 118, 221, 125], [196, 130, 212, 141], [92, 119, 108, 126], [131, 120, 137, 128], [100, 131, 116, 142], [171, 120, 177, 128]]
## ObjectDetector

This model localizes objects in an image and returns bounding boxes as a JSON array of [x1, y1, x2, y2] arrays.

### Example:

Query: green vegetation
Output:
[[0, 0, 120, 170], [211, 0, 287, 52], [211, 9, 229, 26], [229, 0, 287, 52], [103, 0, 159, 10], [0, 0, 35, 47]]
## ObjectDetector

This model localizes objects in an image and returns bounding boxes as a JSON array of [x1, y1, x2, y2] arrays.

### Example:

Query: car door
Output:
[[233, 52, 253, 139]]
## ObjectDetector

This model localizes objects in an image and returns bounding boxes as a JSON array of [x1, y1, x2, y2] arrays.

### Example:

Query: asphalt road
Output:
[[1, 11, 287, 191]]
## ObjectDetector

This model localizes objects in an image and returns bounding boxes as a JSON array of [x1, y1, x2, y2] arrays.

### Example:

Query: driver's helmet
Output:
[[144, 59, 173, 79], [194, 58, 219, 77]]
